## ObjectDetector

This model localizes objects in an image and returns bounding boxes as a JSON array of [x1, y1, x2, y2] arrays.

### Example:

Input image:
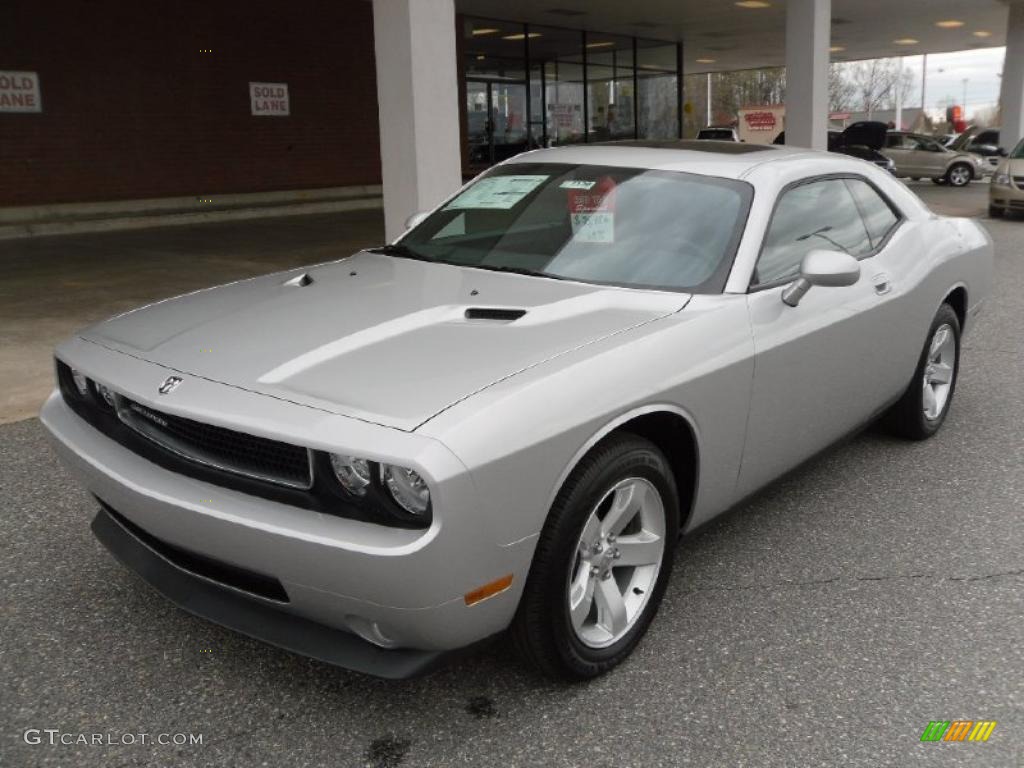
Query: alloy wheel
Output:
[[948, 166, 971, 187], [567, 477, 666, 649], [922, 323, 956, 420]]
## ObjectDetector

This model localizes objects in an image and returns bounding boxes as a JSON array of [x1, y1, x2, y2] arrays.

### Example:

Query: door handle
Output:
[[871, 273, 892, 295]]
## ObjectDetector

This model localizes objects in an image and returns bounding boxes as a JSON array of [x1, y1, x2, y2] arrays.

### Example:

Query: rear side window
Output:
[[845, 179, 900, 248], [754, 179, 872, 286]]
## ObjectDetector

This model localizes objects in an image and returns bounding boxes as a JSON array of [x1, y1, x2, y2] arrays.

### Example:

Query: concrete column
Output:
[[999, 0, 1024, 152], [784, 0, 831, 150], [372, 0, 462, 241]]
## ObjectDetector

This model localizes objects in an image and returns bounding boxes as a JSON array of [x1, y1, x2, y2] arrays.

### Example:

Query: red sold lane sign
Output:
[[743, 111, 777, 131], [0, 71, 42, 113], [249, 82, 289, 116]]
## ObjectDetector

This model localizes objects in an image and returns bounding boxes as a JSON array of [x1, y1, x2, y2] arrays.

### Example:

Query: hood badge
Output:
[[158, 376, 182, 395]]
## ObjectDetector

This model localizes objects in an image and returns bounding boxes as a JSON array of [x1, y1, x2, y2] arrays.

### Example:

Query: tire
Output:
[[885, 303, 961, 440], [946, 163, 973, 187], [932, 177, 948, 185], [511, 433, 680, 680], [989, 204, 1004, 219], [911, 177, 921, 181]]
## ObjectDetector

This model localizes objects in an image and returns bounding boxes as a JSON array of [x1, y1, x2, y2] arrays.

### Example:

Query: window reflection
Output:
[[462, 17, 681, 173]]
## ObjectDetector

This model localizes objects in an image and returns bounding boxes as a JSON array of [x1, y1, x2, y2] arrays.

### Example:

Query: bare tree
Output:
[[841, 58, 915, 118], [829, 63, 856, 112]]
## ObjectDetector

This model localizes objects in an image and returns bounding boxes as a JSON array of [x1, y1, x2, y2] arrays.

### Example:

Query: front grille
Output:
[[117, 397, 313, 489]]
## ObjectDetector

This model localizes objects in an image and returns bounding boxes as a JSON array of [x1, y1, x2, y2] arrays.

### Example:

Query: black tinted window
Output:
[[755, 179, 871, 285], [845, 179, 899, 248]]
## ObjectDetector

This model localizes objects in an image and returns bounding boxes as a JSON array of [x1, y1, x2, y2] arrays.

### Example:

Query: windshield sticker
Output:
[[445, 175, 548, 210], [568, 177, 616, 243], [560, 179, 596, 190]]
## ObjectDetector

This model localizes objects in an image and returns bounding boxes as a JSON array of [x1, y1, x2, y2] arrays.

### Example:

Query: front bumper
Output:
[[41, 342, 538, 674], [990, 179, 1024, 213], [91, 503, 469, 678]]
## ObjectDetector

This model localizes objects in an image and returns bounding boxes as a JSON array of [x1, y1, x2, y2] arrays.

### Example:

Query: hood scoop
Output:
[[464, 307, 527, 322], [282, 273, 314, 288]]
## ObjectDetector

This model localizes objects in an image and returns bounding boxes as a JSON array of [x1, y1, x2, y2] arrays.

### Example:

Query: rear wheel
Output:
[[511, 433, 679, 679], [989, 204, 1005, 219], [946, 163, 973, 187], [911, 177, 921, 181], [885, 303, 961, 440]]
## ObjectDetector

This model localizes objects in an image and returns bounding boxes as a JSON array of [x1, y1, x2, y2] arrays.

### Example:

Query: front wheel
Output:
[[885, 303, 961, 440], [511, 433, 679, 679], [946, 163, 973, 187]]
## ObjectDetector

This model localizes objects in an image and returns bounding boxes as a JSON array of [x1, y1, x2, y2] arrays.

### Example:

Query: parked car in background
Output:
[[882, 131, 988, 187], [773, 121, 895, 173], [42, 142, 992, 680], [989, 138, 1024, 218], [696, 126, 739, 141], [951, 127, 1005, 174]]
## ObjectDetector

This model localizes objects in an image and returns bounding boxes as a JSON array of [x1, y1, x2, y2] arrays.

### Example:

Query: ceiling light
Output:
[[973, 30, 992, 38], [893, 38, 919, 45], [695, 58, 716, 64], [476, 55, 485, 60], [502, 32, 542, 40], [830, 45, 846, 53], [471, 28, 500, 36], [935, 20, 965, 29], [735, 1, 771, 7], [586, 41, 616, 49]]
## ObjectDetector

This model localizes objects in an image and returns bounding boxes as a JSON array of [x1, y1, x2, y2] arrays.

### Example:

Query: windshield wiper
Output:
[[465, 264, 565, 280], [368, 243, 435, 262]]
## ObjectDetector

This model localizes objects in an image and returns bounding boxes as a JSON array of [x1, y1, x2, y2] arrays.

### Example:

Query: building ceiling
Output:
[[454, 0, 1010, 73]]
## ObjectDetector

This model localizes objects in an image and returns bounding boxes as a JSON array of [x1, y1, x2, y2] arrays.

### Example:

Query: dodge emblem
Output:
[[158, 376, 182, 395]]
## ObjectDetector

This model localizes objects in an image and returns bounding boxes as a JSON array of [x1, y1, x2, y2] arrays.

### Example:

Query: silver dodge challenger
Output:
[[42, 141, 993, 680]]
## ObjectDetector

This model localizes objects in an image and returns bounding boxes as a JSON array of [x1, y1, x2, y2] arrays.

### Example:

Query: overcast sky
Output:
[[887, 47, 1005, 120]]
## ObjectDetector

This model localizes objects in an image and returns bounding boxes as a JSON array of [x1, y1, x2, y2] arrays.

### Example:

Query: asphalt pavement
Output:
[[2, 182, 1022, 767]]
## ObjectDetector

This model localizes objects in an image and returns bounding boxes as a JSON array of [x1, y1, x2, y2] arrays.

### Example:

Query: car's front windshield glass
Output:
[[1013, 140, 1024, 159], [390, 162, 752, 293]]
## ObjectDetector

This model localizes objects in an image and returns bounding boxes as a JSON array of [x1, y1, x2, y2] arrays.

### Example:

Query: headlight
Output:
[[381, 464, 431, 516], [329, 454, 371, 497], [94, 382, 116, 408], [995, 173, 1011, 186], [70, 368, 89, 396]]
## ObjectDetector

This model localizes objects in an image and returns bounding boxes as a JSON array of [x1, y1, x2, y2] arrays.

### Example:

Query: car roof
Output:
[[503, 140, 820, 179]]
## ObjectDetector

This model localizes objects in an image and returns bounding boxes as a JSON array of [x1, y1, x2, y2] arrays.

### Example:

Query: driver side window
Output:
[[754, 179, 872, 286]]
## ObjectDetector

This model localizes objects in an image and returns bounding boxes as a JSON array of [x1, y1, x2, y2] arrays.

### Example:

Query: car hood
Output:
[[83, 251, 689, 430], [838, 121, 887, 151]]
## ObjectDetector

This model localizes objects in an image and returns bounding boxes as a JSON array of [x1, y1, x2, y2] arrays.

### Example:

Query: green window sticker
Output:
[[445, 175, 549, 210]]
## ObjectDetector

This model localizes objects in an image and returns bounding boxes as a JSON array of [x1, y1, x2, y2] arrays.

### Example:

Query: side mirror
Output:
[[404, 211, 430, 230], [782, 249, 861, 307]]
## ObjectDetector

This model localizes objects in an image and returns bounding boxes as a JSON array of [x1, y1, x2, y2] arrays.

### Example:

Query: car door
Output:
[[910, 135, 948, 177], [736, 176, 907, 497], [883, 133, 917, 176]]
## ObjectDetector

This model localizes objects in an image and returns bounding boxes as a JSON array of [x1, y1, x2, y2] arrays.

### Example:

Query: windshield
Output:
[[393, 163, 752, 293], [1013, 139, 1024, 159]]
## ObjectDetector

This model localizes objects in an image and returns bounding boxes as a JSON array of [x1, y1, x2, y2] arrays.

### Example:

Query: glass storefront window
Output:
[[636, 41, 680, 140], [462, 18, 680, 172], [585, 35, 635, 141]]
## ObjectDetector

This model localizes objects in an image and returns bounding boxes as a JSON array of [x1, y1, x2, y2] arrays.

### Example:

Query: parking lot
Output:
[[2, 181, 1022, 767]]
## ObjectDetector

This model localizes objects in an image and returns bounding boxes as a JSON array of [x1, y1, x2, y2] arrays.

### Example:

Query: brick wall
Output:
[[0, 0, 382, 206]]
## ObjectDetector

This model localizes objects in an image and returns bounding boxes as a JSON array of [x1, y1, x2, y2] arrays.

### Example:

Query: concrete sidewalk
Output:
[[0, 209, 383, 424]]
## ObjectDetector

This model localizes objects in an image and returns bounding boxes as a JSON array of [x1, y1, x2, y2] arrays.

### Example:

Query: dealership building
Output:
[[2, 0, 1023, 239]]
